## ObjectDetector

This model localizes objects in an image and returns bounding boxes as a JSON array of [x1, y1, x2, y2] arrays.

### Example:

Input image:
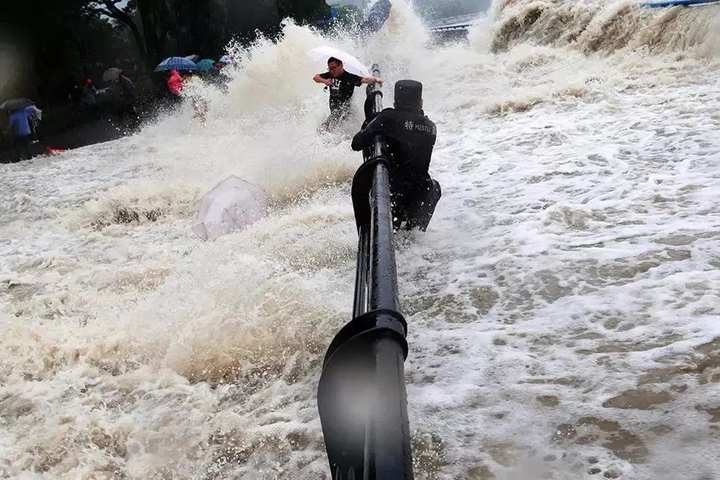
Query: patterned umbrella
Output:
[[155, 57, 198, 72], [0, 98, 34, 112]]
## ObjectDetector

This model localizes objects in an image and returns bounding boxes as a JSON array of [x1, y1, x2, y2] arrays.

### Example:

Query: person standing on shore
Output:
[[80, 79, 98, 117], [25, 104, 42, 143], [109, 71, 137, 128], [166, 69, 184, 102], [7, 107, 33, 162]]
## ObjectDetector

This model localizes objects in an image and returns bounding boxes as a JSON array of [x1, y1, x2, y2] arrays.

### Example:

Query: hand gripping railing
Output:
[[317, 66, 415, 480]]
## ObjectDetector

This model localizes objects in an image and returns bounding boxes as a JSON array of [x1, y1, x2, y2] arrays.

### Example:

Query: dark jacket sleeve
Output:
[[351, 112, 387, 151]]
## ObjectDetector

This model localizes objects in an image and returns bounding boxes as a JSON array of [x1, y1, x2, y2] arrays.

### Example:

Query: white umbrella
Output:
[[308, 46, 370, 77], [102, 67, 123, 82], [192, 176, 269, 241]]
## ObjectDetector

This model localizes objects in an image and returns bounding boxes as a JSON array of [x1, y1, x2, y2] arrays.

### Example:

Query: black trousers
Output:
[[321, 103, 352, 132], [392, 178, 442, 231], [13, 136, 32, 162]]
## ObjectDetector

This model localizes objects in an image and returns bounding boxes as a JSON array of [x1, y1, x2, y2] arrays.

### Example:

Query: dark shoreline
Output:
[[0, 117, 136, 165]]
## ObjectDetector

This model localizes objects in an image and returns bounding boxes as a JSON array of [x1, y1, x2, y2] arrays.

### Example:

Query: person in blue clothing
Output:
[[25, 105, 42, 142], [8, 107, 33, 162]]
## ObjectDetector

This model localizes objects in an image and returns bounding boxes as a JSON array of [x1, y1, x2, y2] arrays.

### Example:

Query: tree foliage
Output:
[[0, 0, 331, 104], [278, 0, 331, 22], [91, 0, 330, 65], [1, 0, 135, 104]]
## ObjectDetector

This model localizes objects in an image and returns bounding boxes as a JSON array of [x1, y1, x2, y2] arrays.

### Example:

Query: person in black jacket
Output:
[[351, 80, 441, 231]]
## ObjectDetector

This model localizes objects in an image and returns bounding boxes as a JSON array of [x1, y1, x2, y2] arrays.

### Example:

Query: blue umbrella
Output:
[[196, 59, 216, 72], [155, 57, 198, 72]]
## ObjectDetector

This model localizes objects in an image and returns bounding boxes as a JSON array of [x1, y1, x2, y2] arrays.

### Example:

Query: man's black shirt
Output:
[[320, 71, 363, 111]]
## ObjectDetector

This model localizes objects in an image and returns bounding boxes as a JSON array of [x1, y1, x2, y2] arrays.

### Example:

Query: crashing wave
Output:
[[490, 0, 720, 56]]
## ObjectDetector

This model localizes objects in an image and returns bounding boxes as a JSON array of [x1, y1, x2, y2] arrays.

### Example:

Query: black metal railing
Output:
[[318, 66, 414, 480]]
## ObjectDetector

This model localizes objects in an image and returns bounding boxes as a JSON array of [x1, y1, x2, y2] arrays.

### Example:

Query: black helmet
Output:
[[394, 80, 423, 111]]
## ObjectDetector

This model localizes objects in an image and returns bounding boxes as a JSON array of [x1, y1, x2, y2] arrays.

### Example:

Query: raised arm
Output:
[[314, 73, 332, 86]]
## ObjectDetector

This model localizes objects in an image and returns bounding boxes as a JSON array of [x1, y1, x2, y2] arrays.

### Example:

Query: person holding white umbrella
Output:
[[310, 46, 382, 130]]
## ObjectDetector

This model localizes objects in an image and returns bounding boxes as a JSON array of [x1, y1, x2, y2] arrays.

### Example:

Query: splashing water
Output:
[[1, 1, 720, 478]]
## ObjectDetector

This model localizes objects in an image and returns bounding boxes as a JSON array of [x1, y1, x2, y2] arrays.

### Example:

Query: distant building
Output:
[[326, 0, 370, 10], [414, 0, 490, 21]]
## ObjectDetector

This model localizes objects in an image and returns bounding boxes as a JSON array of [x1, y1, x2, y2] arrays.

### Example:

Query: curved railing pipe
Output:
[[318, 65, 414, 480]]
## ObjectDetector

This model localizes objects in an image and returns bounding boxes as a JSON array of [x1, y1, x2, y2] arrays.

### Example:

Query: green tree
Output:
[[0, 0, 134, 104], [278, 0, 331, 23], [88, 0, 171, 68], [0, 0, 334, 104]]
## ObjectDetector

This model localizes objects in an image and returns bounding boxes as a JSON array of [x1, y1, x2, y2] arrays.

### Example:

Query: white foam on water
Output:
[[1, 0, 720, 478]]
